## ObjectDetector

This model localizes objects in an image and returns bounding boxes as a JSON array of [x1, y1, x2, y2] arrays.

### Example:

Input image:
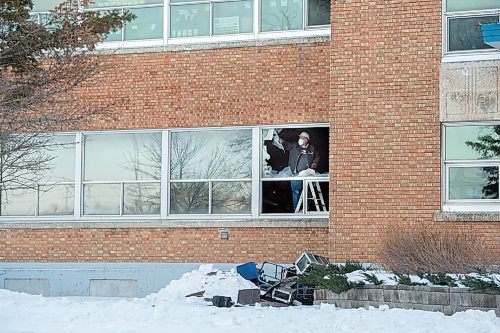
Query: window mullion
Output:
[[74, 133, 83, 218]]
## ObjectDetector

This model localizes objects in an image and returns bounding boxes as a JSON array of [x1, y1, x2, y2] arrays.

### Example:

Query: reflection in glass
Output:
[[32, 0, 65, 12], [125, 7, 163, 40], [170, 182, 209, 214], [170, 130, 252, 180], [449, 167, 499, 199], [39, 185, 74, 215], [213, 1, 253, 35], [83, 184, 121, 215], [449, 16, 498, 52], [212, 182, 251, 214], [170, 4, 210, 38], [123, 183, 161, 215], [84, 133, 161, 181], [446, 125, 500, 160], [446, 0, 500, 12], [40, 135, 76, 182], [308, 0, 330, 26], [260, 0, 303, 32], [0, 188, 36, 216]]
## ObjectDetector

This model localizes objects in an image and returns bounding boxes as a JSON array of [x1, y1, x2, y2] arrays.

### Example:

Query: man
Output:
[[280, 132, 320, 211]]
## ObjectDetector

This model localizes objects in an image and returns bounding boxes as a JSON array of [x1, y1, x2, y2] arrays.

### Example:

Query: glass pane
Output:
[[213, 1, 253, 35], [40, 135, 76, 182], [212, 182, 251, 214], [305, 181, 328, 213], [170, 130, 252, 179], [0, 188, 36, 216], [445, 125, 500, 160], [262, 180, 303, 213], [106, 27, 123, 41], [261, 0, 303, 32], [170, 4, 210, 38], [89, 0, 163, 8], [170, 182, 209, 214], [38, 185, 74, 215], [123, 183, 160, 215], [308, 0, 330, 26], [32, 0, 64, 12], [84, 133, 161, 181], [83, 184, 121, 215], [125, 7, 163, 40], [448, 16, 498, 52], [449, 167, 499, 199], [447, 0, 500, 12]]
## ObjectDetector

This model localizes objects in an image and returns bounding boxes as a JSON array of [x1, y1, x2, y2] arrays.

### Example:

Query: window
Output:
[[444, 0, 500, 54], [83, 133, 161, 215], [261, 127, 329, 214], [89, 0, 164, 41], [169, 129, 252, 214], [0, 125, 328, 220], [170, 0, 253, 38], [0, 135, 76, 216], [443, 124, 500, 211], [30, 0, 329, 45]]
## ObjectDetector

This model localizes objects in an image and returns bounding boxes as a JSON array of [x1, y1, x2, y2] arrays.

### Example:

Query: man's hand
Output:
[[311, 163, 317, 169]]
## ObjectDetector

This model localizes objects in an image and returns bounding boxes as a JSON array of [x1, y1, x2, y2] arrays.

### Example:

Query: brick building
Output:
[[0, 1, 499, 296]]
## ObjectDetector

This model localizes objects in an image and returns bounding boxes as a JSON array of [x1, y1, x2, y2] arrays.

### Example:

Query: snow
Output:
[[0, 265, 499, 333], [345, 269, 500, 288]]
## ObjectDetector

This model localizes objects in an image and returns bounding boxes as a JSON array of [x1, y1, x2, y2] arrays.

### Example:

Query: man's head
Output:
[[298, 132, 310, 146]]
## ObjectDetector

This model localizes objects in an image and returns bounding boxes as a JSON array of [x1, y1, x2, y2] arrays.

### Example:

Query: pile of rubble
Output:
[[206, 252, 329, 307]]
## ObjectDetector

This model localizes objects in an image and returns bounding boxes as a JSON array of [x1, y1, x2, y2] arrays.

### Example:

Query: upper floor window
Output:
[[444, 0, 500, 55], [443, 124, 500, 212], [30, 0, 330, 46]]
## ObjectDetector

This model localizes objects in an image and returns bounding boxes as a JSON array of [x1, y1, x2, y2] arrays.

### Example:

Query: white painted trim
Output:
[[74, 133, 83, 218]]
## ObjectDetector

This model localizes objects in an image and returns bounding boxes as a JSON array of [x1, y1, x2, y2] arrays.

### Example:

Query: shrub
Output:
[[461, 275, 500, 292], [363, 272, 383, 285], [298, 266, 364, 294], [424, 273, 457, 287], [380, 223, 494, 274]]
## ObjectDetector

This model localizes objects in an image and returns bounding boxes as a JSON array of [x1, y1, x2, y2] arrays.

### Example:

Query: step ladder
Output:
[[295, 181, 327, 213]]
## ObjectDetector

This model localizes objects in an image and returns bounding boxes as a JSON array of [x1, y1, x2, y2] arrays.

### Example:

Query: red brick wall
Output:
[[329, 0, 499, 262], [0, 42, 332, 264], [0, 228, 329, 263], [79, 42, 330, 130]]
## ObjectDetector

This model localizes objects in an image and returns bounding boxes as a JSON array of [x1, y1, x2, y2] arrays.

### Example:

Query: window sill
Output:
[[442, 51, 500, 63], [434, 210, 500, 222], [0, 218, 328, 229], [96, 30, 331, 54]]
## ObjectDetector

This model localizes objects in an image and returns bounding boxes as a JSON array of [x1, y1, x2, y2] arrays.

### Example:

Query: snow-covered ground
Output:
[[1, 265, 499, 333]]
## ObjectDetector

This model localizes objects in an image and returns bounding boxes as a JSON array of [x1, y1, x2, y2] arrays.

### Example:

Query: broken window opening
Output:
[[261, 127, 329, 214]]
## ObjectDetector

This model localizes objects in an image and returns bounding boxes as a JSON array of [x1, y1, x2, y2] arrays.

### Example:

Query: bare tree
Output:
[[0, 0, 132, 211]]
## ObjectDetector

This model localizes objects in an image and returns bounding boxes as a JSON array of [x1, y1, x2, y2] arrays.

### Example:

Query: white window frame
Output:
[[442, 1, 500, 62], [0, 124, 329, 221], [442, 122, 500, 212], [0, 133, 77, 218], [30, 0, 330, 50], [80, 131, 163, 218]]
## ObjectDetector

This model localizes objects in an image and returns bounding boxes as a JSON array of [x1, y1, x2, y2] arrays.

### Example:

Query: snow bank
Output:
[[147, 264, 258, 303]]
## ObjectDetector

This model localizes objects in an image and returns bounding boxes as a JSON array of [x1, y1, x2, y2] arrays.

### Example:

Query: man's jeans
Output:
[[291, 180, 303, 212]]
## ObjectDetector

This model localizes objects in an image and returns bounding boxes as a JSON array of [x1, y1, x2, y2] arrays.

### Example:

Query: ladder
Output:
[[294, 181, 327, 213]]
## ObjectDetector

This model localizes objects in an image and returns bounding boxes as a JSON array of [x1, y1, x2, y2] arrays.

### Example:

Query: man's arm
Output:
[[279, 138, 294, 151], [311, 148, 320, 169]]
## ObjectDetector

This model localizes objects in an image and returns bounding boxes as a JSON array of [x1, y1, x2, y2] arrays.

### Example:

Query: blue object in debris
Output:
[[236, 262, 259, 281], [481, 23, 500, 49]]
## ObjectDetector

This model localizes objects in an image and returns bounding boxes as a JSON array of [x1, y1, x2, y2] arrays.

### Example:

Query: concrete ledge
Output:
[[314, 286, 500, 316], [99, 35, 330, 55], [0, 218, 328, 229], [434, 211, 500, 222]]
